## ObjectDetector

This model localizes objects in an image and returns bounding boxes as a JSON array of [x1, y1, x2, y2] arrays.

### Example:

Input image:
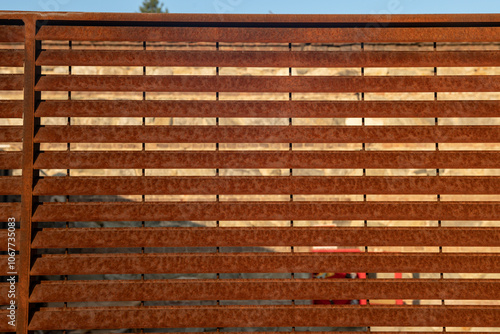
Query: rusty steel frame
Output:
[[0, 11, 499, 333]]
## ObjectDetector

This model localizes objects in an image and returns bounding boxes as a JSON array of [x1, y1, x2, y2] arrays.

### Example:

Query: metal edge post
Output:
[[18, 15, 39, 334]]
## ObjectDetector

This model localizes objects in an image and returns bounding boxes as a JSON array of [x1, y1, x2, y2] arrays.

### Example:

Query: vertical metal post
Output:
[[215, 41, 221, 334], [288, 42, 295, 334], [140, 39, 146, 334], [18, 16, 39, 334]]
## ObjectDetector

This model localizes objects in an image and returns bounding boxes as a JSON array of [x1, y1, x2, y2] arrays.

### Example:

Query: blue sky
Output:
[[1, 0, 499, 14]]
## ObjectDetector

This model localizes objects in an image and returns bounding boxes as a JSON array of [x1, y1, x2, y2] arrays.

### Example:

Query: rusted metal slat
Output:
[[35, 26, 500, 43], [27, 279, 500, 303], [0, 74, 23, 90], [33, 125, 500, 143], [31, 202, 499, 222], [35, 75, 500, 92], [0, 284, 9, 304], [0, 203, 20, 221], [35, 50, 500, 67], [0, 25, 24, 43], [0, 230, 18, 251], [0, 126, 23, 142], [27, 305, 500, 329], [0, 101, 23, 118], [30, 227, 500, 248], [0, 255, 19, 276], [18, 18, 37, 334], [34, 100, 500, 118], [0, 313, 16, 331], [30, 253, 500, 275], [33, 151, 500, 169], [3, 12, 500, 23], [32, 176, 500, 195], [0, 152, 22, 169], [0, 176, 21, 195], [0, 50, 24, 67]]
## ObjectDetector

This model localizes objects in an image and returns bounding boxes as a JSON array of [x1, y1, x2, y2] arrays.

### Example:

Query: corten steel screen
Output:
[[0, 12, 499, 333]]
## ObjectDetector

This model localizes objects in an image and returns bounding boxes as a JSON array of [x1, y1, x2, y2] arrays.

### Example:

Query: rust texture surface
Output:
[[0, 11, 499, 333]]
